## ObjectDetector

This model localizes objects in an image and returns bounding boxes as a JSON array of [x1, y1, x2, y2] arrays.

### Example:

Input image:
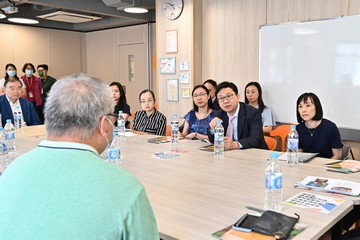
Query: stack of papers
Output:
[[295, 176, 360, 196], [326, 160, 360, 173]]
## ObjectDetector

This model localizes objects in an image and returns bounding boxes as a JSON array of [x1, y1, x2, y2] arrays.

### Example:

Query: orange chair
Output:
[[264, 136, 277, 151], [165, 125, 171, 136], [269, 125, 292, 152]]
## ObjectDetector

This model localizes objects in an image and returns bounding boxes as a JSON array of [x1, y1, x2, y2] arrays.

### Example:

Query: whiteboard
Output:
[[259, 16, 360, 131]]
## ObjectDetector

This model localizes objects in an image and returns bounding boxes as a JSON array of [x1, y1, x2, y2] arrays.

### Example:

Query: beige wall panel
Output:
[[307, 0, 348, 20], [85, 29, 117, 83], [266, 0, 289, 24], [349, 0, 360, 15], [11, 26, 49, 74], [0, 25, 14, 70], [118, 24, 147, 45], [156, 0, 193, 122], [202, 0, 266, 101], [48, 29, 82, 78]]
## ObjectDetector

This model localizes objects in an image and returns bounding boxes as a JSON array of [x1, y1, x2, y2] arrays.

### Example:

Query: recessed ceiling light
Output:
[[0, 13, 6, 19], [124, 7, 148, 14], [8, 18, 39, 24]]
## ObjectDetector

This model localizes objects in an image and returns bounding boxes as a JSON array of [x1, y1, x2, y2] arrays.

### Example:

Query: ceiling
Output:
[[0, 0, 156, 32]]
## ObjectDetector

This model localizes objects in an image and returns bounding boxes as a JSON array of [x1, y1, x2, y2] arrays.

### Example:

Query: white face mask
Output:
[[25, 69, 33, 76], [7, 70, 16, 77]]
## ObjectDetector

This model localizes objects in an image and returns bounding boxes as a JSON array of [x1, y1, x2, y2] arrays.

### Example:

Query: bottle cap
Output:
[[291, 125, 296, 130], [6, 119, 11, 123], [270, 152, 279, 158], [118, 111, 123, 114], [216, 119, 223, 124], [113, 131, 117, 137], [172, 113, 177, 117]]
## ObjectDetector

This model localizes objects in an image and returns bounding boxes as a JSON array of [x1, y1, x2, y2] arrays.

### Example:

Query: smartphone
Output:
[[232, 214, 259, 232]]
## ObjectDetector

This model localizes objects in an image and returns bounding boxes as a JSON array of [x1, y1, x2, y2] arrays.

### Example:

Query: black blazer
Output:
[[208, 102, 268, 150]]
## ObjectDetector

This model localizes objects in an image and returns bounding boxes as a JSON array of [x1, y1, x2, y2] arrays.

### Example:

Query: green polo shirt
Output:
[[0, 140, 159, 240]]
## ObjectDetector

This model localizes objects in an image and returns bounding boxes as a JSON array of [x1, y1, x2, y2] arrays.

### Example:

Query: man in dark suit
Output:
[[0, 78, 40, 127], [208, 81, 267, 150]]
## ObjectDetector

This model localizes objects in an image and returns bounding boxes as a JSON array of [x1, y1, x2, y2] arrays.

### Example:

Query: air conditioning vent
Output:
[[37, 11, 101, 23]]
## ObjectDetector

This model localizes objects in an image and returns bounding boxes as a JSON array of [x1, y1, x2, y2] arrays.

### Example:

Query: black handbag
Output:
[[252, 210, 300, 239]]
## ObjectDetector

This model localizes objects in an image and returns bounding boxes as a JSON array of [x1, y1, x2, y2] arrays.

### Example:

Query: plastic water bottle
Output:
[[264, 152, 282, 212], [0, 113, 2, 128], [14, 106, 22, 129], [4, 119, 15, 160], [170, 114, 179, 152], [287, 126, 299, 165], [0, 127, 8, 172], [214, 120, 224, 157], [107, 131, 121, 164], [117, 111, 125, 138]]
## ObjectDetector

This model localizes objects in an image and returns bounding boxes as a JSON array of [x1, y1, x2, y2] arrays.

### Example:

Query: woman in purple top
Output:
[[181, 85, 215, 140]]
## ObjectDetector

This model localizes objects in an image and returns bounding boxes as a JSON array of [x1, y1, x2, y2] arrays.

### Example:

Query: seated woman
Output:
[[181, 85, 215, 140], [110, 82, 131, 128], [244, 82, 275, 133], [296, 92, 342, 159], [132, 89, 167, 136]]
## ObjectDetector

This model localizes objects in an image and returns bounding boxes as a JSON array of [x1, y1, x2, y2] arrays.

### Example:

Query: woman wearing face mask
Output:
[[0, 63, 27, 96], [20, 63, 43, 123]]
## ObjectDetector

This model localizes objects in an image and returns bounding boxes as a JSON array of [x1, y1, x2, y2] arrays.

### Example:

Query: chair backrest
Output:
[[341, 143, 355, 160], [165, 125, 171, 136], [270, 125, 292, 152], [264, 136, 277, 151]]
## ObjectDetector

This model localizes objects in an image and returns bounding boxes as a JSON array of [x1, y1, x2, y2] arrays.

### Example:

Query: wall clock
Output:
[[163, 0, 184, 20]]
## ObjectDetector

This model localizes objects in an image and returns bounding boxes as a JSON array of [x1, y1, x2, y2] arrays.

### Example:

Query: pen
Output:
[[245, 206, 265, 214]]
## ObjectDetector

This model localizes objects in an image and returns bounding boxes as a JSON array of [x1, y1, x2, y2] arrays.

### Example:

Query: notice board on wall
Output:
[[259, 16, 360, 139]]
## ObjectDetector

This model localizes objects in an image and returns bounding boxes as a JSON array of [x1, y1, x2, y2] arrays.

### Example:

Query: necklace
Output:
[[307, 127, 317, 137]]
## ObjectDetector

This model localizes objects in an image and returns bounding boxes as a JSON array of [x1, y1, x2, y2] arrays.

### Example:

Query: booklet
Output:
[[283, 192, 345, 214], [295, 176, 360, 197], [277, 152, 318, 163], [199, 144, 214, 152], [326, 160, 360, 173], [147, 136, 170, 144], [152, 151, 182, 160]]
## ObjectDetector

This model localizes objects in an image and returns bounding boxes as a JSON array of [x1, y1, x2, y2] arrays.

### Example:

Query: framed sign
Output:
[[160, 57, 176, 74], [179, 60, 189, 71], [181, 88, 190, 98], [180, 73, 189, 84], [166, 79, 179, 102], [166, 30, 178, 53]]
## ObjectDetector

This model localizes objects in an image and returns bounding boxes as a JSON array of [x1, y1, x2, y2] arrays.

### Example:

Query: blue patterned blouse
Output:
[[184, 109, 215, 135]]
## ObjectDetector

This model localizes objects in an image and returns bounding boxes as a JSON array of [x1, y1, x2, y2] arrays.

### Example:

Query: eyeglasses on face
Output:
[[105, 113, 118, 125], [193, 92, 207, 98], [218, 94, 234, 103]]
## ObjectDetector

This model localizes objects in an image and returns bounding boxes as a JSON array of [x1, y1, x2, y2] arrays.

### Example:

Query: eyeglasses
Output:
[[140, 99, 153, 104], [105, 113, 118, 125], [193, 92, 207, 98], [218, 94, 234, 103]]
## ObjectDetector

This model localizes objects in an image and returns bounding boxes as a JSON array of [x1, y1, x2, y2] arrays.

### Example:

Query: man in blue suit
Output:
[[208, 81, 267, 150], [0, 78, 40, 127]]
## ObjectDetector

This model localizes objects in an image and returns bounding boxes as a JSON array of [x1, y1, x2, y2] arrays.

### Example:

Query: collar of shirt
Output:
[[38, 140, 99, 155], [227, 103, 240, 141], [6, 95, 21, 111]]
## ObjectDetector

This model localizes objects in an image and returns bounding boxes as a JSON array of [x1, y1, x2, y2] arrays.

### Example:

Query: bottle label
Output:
[[287, 139, 298, 150], [5, 132, 15, 140], [265, 173, 283, 190], [214, 133, 224, 142], [118, 120, 125, 126], [171, 124, 179, 132], [1, 142, 7, 153], [108, 147, 120, 161]]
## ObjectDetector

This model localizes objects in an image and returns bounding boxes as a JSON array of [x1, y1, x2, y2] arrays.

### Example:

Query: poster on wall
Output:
[[160, 57, 176, 74], [166, 79, 179, 102]]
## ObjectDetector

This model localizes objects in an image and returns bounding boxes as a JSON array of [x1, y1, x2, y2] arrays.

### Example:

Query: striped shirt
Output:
[[132, 110, 167, 136]]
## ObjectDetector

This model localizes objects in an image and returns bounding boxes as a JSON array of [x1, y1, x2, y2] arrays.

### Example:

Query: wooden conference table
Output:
[[13, 126, 360, 240]]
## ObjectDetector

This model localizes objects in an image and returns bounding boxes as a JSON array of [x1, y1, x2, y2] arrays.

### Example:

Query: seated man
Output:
[[208, 81, 268, 150], [0, 78, 40, 127], [0, 73, 159, 239]]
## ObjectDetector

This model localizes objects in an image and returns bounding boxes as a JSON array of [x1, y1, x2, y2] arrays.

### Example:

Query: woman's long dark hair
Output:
[[110, 82, 127, 108], [244, 82, 266, 113], [4, 63, 19, 81]]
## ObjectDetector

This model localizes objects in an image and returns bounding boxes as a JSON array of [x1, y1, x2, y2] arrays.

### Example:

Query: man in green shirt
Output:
[[0, 73, 159, 240], [37, 64, 57, 123]]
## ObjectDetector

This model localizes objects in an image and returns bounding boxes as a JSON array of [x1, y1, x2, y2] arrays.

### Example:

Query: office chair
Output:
[[341, 144, 355, 160], [264, 136, 277, 151], [269, 125, 292, 152]]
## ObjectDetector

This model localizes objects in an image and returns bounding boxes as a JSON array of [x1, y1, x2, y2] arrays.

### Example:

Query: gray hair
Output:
[[44, 73, 114, 140]]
